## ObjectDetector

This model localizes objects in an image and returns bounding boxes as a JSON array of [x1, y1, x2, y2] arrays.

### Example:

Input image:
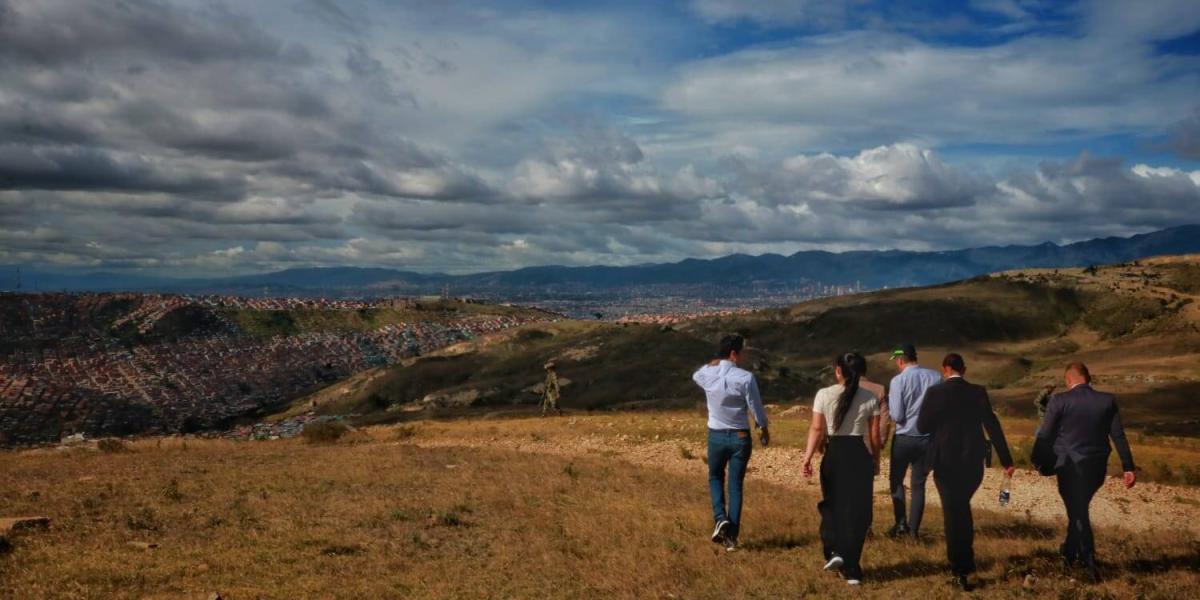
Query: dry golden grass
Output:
[[2, 413, 1199, 599]]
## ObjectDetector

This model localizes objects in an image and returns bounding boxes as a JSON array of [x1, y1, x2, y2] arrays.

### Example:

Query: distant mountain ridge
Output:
[[6, 225, 1200, 294]]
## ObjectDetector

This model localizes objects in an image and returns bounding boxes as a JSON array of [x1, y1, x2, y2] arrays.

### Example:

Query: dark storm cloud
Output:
[[0, 0, 309, 66], [0, 145, 244, 198], [1165, 110, 1200, 160]]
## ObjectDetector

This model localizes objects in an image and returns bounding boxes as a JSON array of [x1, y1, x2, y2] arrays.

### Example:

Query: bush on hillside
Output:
[[97, 438, 129, 453], [301, 421, 350, 444]]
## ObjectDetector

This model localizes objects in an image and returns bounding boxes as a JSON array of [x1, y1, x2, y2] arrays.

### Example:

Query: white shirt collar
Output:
[[947, 374, 963, 380]]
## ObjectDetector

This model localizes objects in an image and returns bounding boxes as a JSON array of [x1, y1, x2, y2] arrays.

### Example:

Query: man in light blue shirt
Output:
[[693, 334, 769, 551], [887, 342, 942, 539]]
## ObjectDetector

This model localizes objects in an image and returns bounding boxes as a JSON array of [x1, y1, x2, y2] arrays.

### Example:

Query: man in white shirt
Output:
[[693, 335, 769, 551]]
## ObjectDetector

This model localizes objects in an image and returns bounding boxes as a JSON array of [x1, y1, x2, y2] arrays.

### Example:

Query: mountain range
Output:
[[5, 225, 1200, 295]]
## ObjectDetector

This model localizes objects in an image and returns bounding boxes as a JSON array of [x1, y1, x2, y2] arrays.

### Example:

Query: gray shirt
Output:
[[889, 365, 942, 436]]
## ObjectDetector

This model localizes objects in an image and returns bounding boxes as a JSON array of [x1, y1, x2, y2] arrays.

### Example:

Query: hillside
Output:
[[318, 256, 1200, 440], [0, 294, 556, 445]]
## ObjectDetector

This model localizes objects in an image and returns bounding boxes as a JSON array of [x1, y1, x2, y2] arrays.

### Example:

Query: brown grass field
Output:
[[3, 411, 1199, 599]]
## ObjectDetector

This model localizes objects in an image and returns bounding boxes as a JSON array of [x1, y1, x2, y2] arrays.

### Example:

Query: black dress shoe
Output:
[[1060, 543, 1078, 568], [954, 575, 975, 592], [887, 523, 910, 538]]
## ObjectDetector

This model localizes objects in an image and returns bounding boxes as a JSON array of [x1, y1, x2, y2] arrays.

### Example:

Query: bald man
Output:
[[1034, 363, 1136, 583]]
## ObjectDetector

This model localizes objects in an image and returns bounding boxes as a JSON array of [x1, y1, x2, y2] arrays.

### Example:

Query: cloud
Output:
[[0, 0, 310, 66], [506, 129, 721, 221], [1165, 110, 1200, 160], [722, 143, 989, 210], [689, 0, 862, 28], [1, 0, 1199, 276], [662, 30, 1200, 152], [0, 145, 244, 198]]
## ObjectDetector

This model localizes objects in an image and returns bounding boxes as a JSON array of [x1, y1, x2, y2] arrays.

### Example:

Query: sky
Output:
[[1, 0, 1199, 276]]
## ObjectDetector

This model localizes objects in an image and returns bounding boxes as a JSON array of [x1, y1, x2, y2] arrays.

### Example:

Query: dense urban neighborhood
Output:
[[0, 293, 555, 445]]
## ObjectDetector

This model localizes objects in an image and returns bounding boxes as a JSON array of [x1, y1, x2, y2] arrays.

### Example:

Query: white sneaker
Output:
[[711, 520, 731, 545], [846, 579, 862, 586], [824, 554, 844, 571]]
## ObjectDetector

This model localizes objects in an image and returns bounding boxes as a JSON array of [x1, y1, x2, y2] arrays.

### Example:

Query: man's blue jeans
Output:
[[708, 428, 753, 539]]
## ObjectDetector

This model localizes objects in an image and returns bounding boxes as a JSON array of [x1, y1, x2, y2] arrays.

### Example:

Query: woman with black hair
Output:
[[801, 352, 882, 586]]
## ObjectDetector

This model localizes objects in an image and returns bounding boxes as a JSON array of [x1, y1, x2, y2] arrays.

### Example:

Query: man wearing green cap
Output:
[[887, 342, 942, 539]]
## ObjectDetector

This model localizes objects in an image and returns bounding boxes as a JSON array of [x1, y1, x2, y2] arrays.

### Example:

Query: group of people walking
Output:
[[694, 335, 1137, 590]]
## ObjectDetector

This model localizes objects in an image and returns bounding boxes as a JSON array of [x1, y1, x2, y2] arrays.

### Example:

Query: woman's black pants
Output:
[[819, 436, 874, 580]]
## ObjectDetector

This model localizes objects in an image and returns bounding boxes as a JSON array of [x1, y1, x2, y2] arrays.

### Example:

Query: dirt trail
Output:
[[407, 429, 1200, 536]]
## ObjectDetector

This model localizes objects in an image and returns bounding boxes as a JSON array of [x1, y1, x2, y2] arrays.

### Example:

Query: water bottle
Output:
[[999, 472, 1012, 506]]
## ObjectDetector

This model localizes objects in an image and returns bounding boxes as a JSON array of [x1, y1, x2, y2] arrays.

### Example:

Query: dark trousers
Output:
[[933, 463, 984, 576], [819, 436, 874, 580], [890, 435, 930, 533], [707, 429, 753, 540], [1056, 458, 1106, 564]]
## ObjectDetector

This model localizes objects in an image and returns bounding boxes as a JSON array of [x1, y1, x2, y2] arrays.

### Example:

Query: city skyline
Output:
[[2, 0, 1199, 276]]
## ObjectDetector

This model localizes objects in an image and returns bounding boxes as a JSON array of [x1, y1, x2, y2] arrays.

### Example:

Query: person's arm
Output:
[[981, 389, 1014, 471], [868, 414, 882, 457], [745, 376, 769, 432], [1109, 400, 1136, 488], [916, 387, 941, 435], [802, 412, 826, 478], [888, 377, 906, 426], [1037, 394, 1063, 441], [1032, 394, 1063, 472]]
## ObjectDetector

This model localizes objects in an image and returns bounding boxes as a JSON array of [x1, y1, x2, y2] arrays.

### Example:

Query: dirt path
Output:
[[407, 428, 1200, 536]]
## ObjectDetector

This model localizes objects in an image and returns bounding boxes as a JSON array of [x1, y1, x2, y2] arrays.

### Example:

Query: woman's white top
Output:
[[813, 384, 880, 436]]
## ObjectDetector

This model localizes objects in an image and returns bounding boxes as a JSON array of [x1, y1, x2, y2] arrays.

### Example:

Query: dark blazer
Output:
[[1034, 384, 1135, 472], [917, 377, 1014, 471]]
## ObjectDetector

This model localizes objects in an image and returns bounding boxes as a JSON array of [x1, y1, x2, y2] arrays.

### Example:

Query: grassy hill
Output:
[[306, 256, 1200, 443]]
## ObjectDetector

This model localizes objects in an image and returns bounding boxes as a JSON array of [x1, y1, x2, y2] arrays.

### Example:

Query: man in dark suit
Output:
[[917, 353, 1015, 591], [1033, 362, 1136, 582]]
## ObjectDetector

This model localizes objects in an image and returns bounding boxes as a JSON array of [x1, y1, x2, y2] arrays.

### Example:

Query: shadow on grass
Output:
[[978, 521, 1058, 540], [1004, 546, 1200, 578], [870, 555, 1000, 584], [868, 558, 952, 583], [1118, 552, 1200, 574], [743, 533, 815, 551]]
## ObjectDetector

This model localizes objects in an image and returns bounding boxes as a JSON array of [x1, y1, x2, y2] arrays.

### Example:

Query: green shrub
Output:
[[562, 462, 579, 481], [97, 439, 129, 453], [161, 479, 184, 503], [301, 421, 350, 444], [125, 506, 161, 532], [367, 393, 391, 410]]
